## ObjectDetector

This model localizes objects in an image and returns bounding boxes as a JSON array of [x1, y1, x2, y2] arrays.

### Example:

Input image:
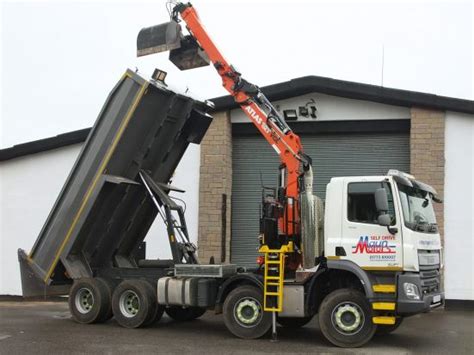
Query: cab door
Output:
[[340, 178, 403, 270]]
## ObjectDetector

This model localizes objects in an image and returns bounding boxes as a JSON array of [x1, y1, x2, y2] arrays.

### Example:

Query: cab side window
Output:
[[347, 182, 396, 225]]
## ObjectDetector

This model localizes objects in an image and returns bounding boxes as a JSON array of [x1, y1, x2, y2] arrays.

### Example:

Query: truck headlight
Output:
[[403, 282, 420, 300]]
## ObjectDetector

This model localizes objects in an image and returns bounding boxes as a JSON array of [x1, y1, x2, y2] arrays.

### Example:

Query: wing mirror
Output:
[[375, 188, 389, 212], [375, 188, 398, 234]]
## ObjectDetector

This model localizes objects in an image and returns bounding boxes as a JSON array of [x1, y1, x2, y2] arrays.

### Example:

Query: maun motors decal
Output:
[[352, 235, 397, 261]]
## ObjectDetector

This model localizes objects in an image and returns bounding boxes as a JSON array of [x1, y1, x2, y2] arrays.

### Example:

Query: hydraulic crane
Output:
[[137, 2, 312, 231]]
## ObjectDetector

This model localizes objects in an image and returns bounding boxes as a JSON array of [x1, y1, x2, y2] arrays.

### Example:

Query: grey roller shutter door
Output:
[[231, 132, 410, 267]]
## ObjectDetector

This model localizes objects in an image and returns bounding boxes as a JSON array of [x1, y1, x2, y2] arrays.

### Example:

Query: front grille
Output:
[[419, 264, 440, 294]]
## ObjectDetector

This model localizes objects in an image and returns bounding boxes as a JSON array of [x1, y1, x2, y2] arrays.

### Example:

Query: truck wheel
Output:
[[223, 285, 271, 339], [375, 318, 403, 335], [112, 280, 158, 328], [318, 288, 376, 348], [165, 306, 206, 321], [69, 278, 112, 324], [277, 316, 312, 328]]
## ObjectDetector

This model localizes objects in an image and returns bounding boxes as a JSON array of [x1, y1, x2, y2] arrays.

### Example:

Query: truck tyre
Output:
[[165, 306, 206, 321], [318, 288, 376, 348], [277, 316, 312, 328], [375, 317, 403, 335], [97, 277, 116, 321], [223, 285, 271, 339], [112, 279, 158, 328], [145, 305, 165, 326], [69, 278, 112, 324]]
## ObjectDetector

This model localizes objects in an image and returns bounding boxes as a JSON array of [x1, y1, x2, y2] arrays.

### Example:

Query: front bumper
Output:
[[396, 273, 444, 315]]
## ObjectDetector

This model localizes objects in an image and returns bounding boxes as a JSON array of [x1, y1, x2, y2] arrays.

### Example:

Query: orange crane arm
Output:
[[174, 4, 310, 232]]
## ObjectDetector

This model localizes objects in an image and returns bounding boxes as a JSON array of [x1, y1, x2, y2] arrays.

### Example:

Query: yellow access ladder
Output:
[[259, 242, 293, 312]]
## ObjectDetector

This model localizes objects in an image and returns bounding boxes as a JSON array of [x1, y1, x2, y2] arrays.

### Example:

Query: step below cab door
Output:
[[340, 177, 403, 270]]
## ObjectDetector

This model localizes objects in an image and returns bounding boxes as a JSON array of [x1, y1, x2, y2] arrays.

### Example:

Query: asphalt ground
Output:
[[0, 301, 473, 354]]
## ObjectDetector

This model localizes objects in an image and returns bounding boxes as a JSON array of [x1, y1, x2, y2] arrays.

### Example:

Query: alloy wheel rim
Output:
[[119, 290, 140, 318], [233, 297, 262, 328], [331, 301, 365, 335], [75, 287, 94, 314]]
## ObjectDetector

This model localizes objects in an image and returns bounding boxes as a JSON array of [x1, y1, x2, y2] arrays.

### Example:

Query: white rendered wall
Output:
[[231, 93, 411, 123], [444, 112, 474, 300], [0, 144, 200, 295]]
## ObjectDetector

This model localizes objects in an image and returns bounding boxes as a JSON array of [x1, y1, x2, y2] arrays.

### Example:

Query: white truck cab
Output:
[[324, 170, 443, 315]]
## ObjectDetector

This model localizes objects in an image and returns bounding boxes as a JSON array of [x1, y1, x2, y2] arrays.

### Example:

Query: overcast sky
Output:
[[1, 0, 472, 148]]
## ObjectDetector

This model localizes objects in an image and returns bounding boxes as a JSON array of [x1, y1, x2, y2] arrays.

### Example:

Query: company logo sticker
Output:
[[352, 235, 397, 261]]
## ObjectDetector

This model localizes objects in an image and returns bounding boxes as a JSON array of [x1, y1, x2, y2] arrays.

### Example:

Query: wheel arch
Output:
[[306, 260, 374, 315], [326, 260, 375, 298], [215, 273, 263, 314]]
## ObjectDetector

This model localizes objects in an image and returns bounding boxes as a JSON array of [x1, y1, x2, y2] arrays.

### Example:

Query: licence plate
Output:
[[433, 295, 441, 303]]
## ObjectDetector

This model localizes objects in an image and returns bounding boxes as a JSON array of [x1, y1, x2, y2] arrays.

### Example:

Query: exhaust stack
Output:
[[300, 166, 316, 269]]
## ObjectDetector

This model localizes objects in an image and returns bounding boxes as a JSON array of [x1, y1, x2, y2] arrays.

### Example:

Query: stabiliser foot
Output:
[[270, 311, 278, 342]]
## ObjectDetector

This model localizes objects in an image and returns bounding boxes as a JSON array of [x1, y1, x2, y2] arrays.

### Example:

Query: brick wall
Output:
[[198, 110, 232, 263], [410, 108, 445, 241]]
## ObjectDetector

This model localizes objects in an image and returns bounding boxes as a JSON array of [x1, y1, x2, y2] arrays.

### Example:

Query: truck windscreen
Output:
[[398, 184, 438, 233]]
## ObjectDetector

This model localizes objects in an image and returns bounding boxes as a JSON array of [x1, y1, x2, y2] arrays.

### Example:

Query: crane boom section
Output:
[[177, 4, 304, 203]]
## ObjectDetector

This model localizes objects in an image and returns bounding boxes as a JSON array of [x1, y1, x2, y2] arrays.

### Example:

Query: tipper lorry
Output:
[[19, 1, 444, 348]]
